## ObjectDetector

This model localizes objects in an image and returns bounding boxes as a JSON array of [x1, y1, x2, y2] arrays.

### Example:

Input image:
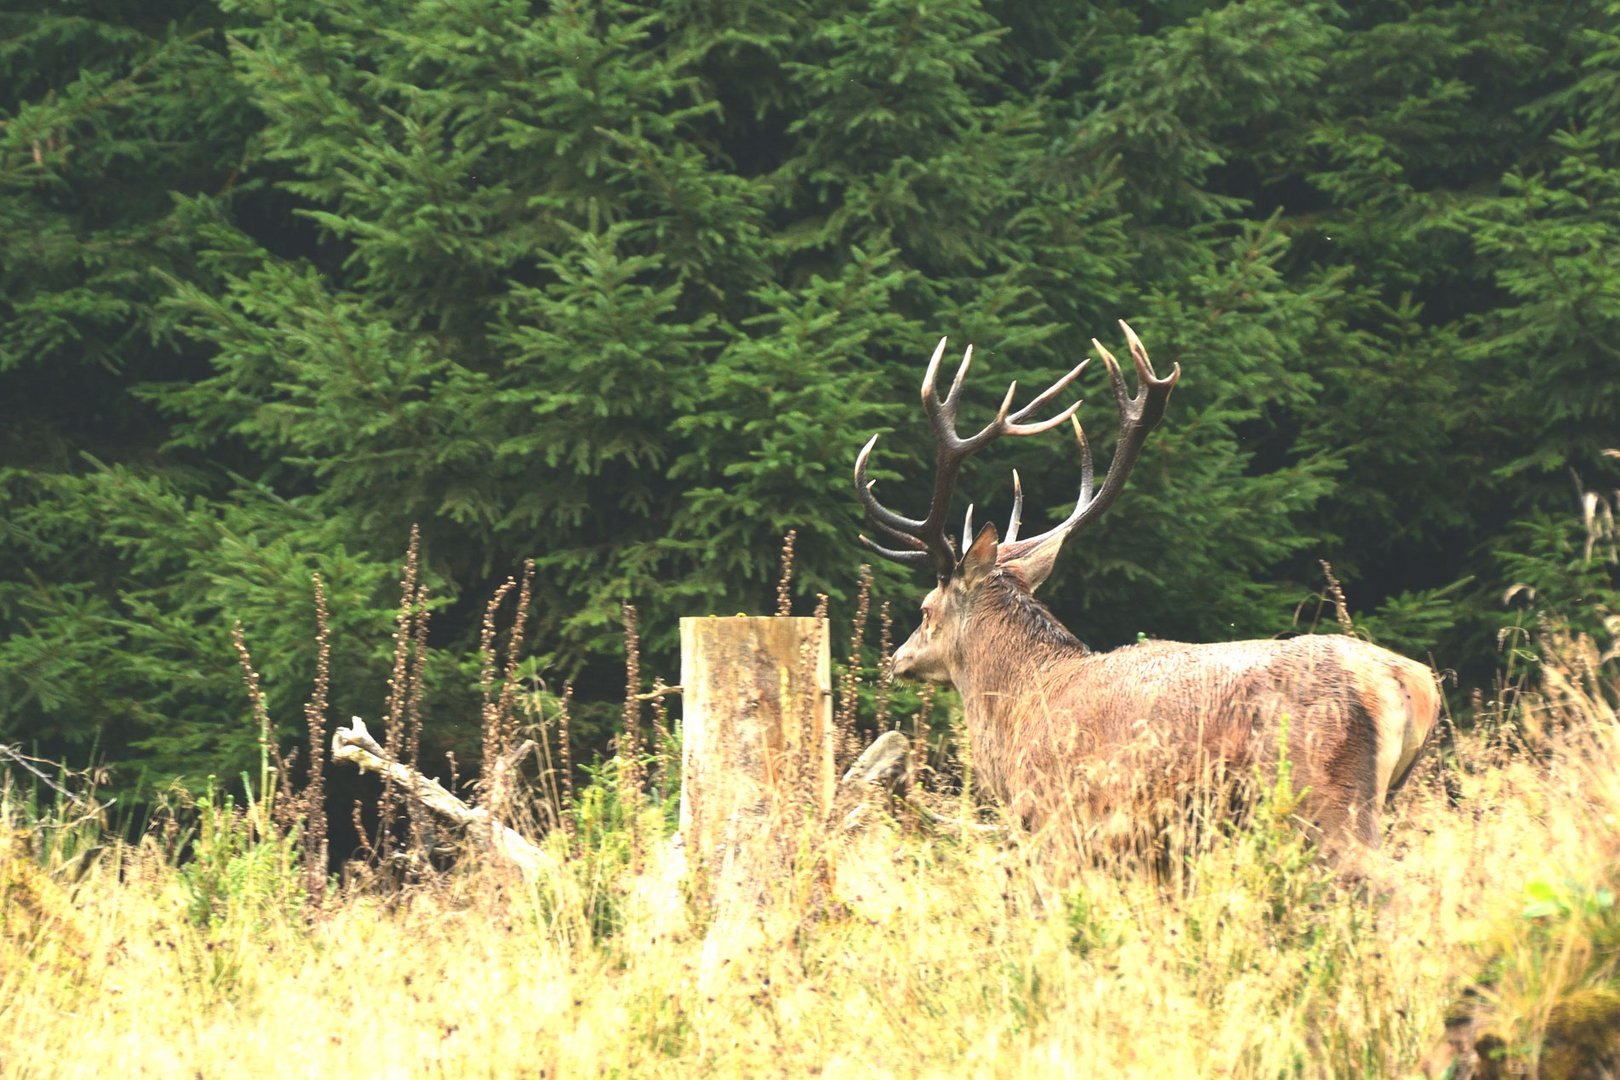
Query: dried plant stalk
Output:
[[1319, 559, 1356, 636], [836, 565, 874, 768], [230, 620, 296, 828], [530, 687, 565, 834], [479, 559, 534, 825], [875, 599, 894, 732], [776, 528, 798, 616], [558, 680, 576, 834], [302, 573, 333, 897], [621, 602, 643, 810], [813, 592, 832, 805], [403, 576, 431, 857], [498, 560, 536, 754], [231, 620, 273, 761], [350, 798, 370, 863], [378, 526, 423, 856], [912, 682, 934, 794], [650, 676, 672, 799], [478, 576, 518, 811]]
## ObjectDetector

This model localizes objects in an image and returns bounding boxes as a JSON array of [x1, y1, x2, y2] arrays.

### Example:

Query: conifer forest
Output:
[[3, 3, 1620, 1075]]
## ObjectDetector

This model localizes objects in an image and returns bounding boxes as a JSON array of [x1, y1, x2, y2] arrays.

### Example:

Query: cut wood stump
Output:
[[679, 616, 833, 903]]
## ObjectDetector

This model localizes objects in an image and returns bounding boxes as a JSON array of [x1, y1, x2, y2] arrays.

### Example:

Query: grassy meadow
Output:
[[3, 614, 1619, 1079]]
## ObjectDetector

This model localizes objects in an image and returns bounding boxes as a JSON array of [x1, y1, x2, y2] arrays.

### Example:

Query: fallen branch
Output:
[[331, 717, 558, 882], [840, 729, 909, 790], [634, 684, 683, 701], [903, 792, 1004, 837], [836, 730, 1003, 836]]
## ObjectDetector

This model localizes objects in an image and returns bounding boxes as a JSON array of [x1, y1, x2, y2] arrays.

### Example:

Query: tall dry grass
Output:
[[6, 509, 1620, 1080], [3, 606, 1619, 1079]]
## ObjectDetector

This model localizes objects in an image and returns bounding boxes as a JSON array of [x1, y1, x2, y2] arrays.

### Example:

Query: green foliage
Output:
[[3, 0, 1620, 800], [1458, 875, 1620, 1076], [569, 755, 661, 942], [1064, 888, 1124, 958], [0, 462, 399, 790], [1520, 878, 1616, 922], [174, 776, 305, 930], [1496, 478, 1620, 644]]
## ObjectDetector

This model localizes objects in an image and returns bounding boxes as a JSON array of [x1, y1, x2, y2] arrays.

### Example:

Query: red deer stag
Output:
[[854, 323, 1439, 861]]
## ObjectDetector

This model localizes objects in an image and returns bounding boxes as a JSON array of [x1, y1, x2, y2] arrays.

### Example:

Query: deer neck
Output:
[[950, 575, 1090, 719]]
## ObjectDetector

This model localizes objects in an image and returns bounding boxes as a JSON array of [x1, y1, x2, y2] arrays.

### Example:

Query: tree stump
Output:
[[678, 616, 832, 902]]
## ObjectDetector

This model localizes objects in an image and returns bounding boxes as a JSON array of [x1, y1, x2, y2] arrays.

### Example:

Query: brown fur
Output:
[[895, 549, 1441, 860], [865, 327, 1439, 859]]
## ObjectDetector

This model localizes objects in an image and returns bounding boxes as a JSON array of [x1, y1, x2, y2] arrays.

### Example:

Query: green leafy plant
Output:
[[175, 775, 304, 930]]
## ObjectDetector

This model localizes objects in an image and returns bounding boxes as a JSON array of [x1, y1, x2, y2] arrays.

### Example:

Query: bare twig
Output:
[[635, 685, 684, 700], [0, 745, 102, 809]]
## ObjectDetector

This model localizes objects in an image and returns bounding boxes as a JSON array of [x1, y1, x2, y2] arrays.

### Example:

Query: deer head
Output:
[[856, 322, 1180, 682]]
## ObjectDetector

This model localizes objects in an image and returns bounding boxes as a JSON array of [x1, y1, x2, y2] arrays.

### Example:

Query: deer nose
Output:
[[890, 641, 918, 680]]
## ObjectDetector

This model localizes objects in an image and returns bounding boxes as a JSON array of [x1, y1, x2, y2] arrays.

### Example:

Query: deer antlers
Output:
[[854, 321, 1180, 578]]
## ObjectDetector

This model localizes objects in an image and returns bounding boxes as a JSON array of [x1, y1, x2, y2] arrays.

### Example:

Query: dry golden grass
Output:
[[3, 631, 1618, 1079]]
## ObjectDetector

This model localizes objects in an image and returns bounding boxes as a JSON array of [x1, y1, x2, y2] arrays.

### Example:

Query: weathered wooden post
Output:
[[679, 616, 833, 900]]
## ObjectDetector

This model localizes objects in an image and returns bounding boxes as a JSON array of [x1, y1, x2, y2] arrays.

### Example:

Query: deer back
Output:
[[959, 630, 1438, 847]]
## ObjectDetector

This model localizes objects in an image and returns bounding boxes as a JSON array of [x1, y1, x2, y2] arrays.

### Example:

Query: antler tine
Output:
[[864, 494, 934, 549], [991, 381, 1018, 427], [1005, 470, 1023, 542], [857, 338, 976, 577], [950, 358, 1086, 452], [854, 435, 924, 535], [919, 336, 950, 408], [998, 416, 1094, 564], [943, 341, 973, 408], [1074, 416, 1094, 502], [1118, 319, 1178, 431], [920, 344, 1088, 566], [857, 533, 933, 567], [997, 325, 1175, 563], [1064, 321, 1177, 533], [1005, 359, 1089, 435], [855, 334, 1105, 579]]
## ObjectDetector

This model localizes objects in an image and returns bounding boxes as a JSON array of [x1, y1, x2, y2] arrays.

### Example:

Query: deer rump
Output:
[[968, 634, 1439, 854]]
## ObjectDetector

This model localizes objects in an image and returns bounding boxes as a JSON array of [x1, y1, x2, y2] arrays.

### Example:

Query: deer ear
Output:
[[959, 522, 1000, 587], [1002, 528, 1070, 592]]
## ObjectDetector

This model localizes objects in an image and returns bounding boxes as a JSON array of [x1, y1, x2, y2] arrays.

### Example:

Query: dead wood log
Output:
[[835, 730, 1001, 835], [331, 717, 559, 882]]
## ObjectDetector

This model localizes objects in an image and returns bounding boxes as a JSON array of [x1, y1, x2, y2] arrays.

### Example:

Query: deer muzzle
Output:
[[889, 630, 948, 684]]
